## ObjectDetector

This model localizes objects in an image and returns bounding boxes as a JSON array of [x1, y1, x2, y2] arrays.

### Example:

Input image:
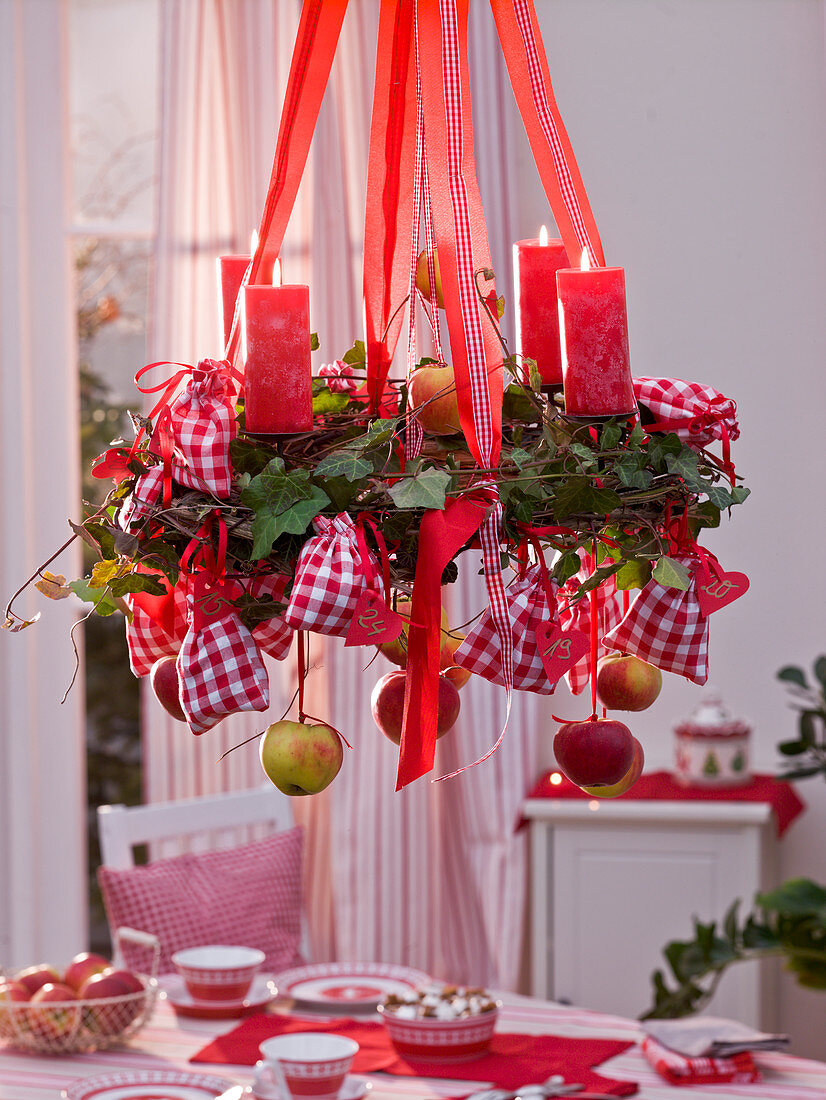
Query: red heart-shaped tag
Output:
[[696, 569, 750, 617], [345, 589, 404, 648], [535, 622, 590, 686], [91, 447, 135, 482]]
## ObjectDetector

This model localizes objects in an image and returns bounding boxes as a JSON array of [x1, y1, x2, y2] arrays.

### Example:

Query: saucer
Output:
[[160, 972, 278, 1019], [248, 1072, 371, 1100]]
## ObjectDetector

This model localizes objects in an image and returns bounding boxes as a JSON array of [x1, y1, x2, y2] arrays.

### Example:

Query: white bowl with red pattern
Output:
[[171, 945, 265, 1002], [377, 1002, 499, 1063]]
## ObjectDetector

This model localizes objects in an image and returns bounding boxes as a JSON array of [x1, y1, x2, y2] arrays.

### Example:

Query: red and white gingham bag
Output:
[[177, 574, 270, 735], [125, 578, 188, 678], [284, 512, 383, 638], [557, 556, 623, 695], [119, 464, 165, 532], [249, 573, 294, 662], [634, 377, 739, 448], [603, 554, 709, 684], [168, 358, 237, 498], [454, 564, 559, 693]]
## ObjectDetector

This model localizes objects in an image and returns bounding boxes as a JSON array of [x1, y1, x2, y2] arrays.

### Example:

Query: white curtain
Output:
[[148, 0, 542, 989]]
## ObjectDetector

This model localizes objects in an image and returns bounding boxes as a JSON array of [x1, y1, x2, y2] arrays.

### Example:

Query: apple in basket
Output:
[[80, 968, 145, 1035], [63, 951, 110, 993], [371, 670, 461, 746], [596, 653, 662, 712], [553, 717, 635, 787], [259, 719, 343, 796], [0, 980, 30, 1038], [150, 655, 186, 722], [16, 964, 61, 997], [28, 983, 80, 1041], [415, 248, 444, 308], [580, 736, 645, 798], [407, 363, 461, 436]]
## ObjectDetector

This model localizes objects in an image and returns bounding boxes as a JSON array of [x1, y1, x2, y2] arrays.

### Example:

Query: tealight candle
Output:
[[557, 252, 636, 419], [513, 226, 569, 389], [242, 261, 312, 435]]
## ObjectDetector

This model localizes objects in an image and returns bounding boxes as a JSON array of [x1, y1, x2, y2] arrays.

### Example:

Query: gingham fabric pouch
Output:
[[454, 564, 559, 693], [125, 578, 188, 678], [119, 464, 165, 533], [178, 572, 270, 735], [284, 512, 383, 638], [168, 358, 237, 498], [249, 573, 294, 662], [602, 555, 709, 684], [634, 376, 739, 448], [557, 556, 623, 696]]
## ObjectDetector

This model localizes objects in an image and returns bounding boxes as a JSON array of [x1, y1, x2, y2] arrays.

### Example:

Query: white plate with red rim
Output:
[[61, 1068, 235, 1099], [159, 972, 278, 1018], [272, 962, 430, 1008]]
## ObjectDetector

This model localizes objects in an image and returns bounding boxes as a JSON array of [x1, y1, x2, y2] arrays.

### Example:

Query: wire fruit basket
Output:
[[0, 927, 160, 1055]]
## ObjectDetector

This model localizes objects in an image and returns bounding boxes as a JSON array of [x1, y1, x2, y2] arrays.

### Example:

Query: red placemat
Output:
[[521, 771, 805, 837], [190, 1014, 637, 1095]]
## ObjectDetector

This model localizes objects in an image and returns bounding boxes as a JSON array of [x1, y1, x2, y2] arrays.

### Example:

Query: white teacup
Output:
[[255, 1033, 359, 1099]]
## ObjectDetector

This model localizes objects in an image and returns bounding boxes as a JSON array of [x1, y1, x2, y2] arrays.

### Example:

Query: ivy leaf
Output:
[[704, 484, 738, 509], [90, 559, 123, 589], [34, 571, 71, 600], [509, 447, 532, 470], [242, 461, 330, 558], [692, 502, 721, 529], [652, 555, 692, 590], [320, 475, 359, 513], [590, 485, 623, 513], [496, 295, 505, 319], [345, 418, 397, 450], [80, 520, 117, 560], [730, 486, 751, 505], [68, 578, 125, 617], [503, 385, 538, 423], [312, 389, 350, 416], [647, 433, 683, 469], [599, 422, 623, 451], [526, 358, 542, 394], [626, 422, 646, 448], [615, 558, 651, 590], [310, 332, 320, 351], [108, 571, 167, 598], [615, 454, 653, 489], [569, 442, 598, 471], [388, 468, 451, 510], [230, 436, 276, 477], [553, 551, 581, 585], [315, 450, 373, 482], [341, 339, 367, 366]]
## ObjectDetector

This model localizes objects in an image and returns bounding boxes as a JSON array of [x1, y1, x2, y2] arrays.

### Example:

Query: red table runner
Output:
[[190, 1013, 637, 1095], [521, 770, 805, 837]]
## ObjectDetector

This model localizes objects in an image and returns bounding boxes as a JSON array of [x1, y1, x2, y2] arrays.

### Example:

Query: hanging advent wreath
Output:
[[4, 0, 749, 796]]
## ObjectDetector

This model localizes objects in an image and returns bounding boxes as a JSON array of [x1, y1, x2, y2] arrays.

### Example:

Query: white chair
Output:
[[97, 784, 296, 868]]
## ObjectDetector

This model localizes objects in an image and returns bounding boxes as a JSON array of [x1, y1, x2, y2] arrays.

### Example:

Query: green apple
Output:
[[596, 653, 662, 712], [259, 720, 343, 796]]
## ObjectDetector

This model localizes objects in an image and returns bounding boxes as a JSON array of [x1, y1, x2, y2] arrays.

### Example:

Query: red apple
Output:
[[16, 964, 61, 997], [439, 629, 471, 688], [63, 951, 110, 993], [80, 969, 137, 1035], [580, 737, 645, 798], [596, 652, 662, 712], [150, 655, 186, 722], [553, 717, 635, 787], [371, 670, 461, 746], [407, 363, 462, 435], [259, 720, 343, 796], [0, 980, 30, 1038], [28, 982, 80, 1041], [415, 248, 444, 308]]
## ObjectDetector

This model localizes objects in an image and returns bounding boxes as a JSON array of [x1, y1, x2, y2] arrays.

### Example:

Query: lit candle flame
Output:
[[580, 248, 591, 272], [272, 259, 282, 287], [539, 224, 549, 247], [250, 229, 259, 257]]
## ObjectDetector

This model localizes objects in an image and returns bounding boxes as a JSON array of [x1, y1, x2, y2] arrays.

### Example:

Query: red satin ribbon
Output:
[[363, 0, 417, 413], [355, 513, 392, 608], [396, 493, 490, 790]]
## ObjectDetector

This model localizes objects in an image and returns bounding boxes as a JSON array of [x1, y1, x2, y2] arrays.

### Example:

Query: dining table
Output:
[[1, 987, 825, 1100]]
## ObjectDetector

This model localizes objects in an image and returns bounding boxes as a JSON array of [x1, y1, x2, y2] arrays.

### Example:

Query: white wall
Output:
[[521, 0, 826, 1059]]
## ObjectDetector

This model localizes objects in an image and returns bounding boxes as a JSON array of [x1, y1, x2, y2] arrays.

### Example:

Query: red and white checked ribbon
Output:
[[511, 0, 599, 267]]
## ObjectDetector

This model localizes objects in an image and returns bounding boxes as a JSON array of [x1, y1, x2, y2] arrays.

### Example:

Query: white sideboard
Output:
[[522, 796, 779, 1030]]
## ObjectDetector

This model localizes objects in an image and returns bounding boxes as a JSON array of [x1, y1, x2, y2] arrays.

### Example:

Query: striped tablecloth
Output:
[[1, 991, 825, 1100]]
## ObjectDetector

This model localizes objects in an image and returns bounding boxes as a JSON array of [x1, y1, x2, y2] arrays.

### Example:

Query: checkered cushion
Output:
[[634, 377, 739, 447], [178, 592, 270, 735], [125, 581, 188, 678], [169, 359, 236, 498], [603, 556, 709, 684], [284, 512, 382, 638], [557, 557, 623, 695], [249, 573, 294, 662], [453, 565, 558, 693], [98, 828, 305, 976]]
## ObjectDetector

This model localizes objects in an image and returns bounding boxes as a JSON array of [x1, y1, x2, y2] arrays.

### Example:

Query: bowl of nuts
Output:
[[378, 983, 499, 1063]]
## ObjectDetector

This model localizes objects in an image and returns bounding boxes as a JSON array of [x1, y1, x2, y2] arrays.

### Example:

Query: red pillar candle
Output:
[[217, 255, 250, 348], [513, 228, 569, 388], [241, 271, 313, 435], [556, 258, 636, 418]]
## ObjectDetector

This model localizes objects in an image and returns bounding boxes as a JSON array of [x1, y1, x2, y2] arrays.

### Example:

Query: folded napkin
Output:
[[191, 1014, 637, 1096], [641, 1035, 761, 1086], [643, 1016, 790, 1058]]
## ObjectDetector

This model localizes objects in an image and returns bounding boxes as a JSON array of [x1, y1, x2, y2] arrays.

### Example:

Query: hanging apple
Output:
[[259, 720, 343, 796], [371, 670, 460, 746], [596, 653, 662, 712], [553, 717, 635, 787], [415, 248, 444, 308], [149, 655, 186, 722], [580, 736, 645, 797], [407, 363, 461, 435]]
